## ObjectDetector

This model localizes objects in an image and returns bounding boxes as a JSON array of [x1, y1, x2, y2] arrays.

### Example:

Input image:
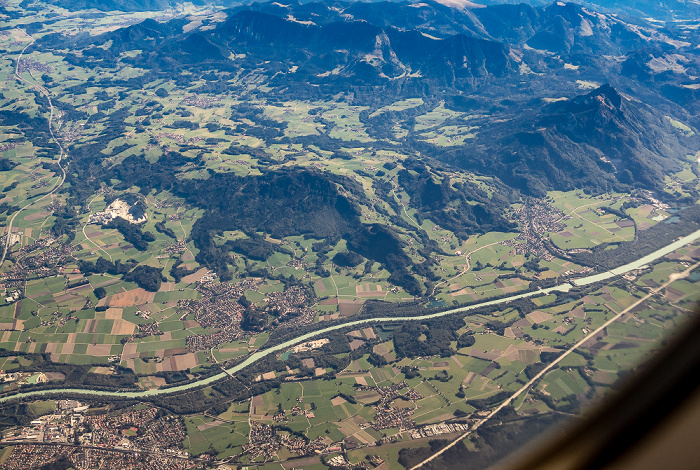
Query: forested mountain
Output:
[[17, 0, 700, 293]]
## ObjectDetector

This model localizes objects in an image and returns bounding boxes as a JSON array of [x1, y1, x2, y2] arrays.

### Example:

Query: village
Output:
[[182, 279, 316, 352], [503, 200, 568, 261], [241, 421, 328, 461], [180, 278, 253, 352], [0, 235, 77, 288]]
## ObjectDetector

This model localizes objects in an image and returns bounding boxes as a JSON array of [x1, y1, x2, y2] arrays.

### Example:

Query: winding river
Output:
[[1, 228, 699, 403]]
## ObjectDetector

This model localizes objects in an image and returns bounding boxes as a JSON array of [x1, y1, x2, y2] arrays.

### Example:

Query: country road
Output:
[[0, 227, 698, 404], [81, 195, 113, 261], [1, 35, 68, 270], [429, 240, 503, 297]]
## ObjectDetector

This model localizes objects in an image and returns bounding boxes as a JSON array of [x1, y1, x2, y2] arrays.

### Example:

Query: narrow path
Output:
[[554, 197, 628, 242], [574, 209, 628, 243], [175, 206, 197, 262], [391, 186, 419, 228], [330, 275, 339, 299], [555, 198, 610, 223], [409, 259, 700, 469]]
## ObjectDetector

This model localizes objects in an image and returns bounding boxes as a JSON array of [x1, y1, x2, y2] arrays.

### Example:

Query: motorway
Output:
[[0, 227, 699, 404], [410, 257, 700, 469]]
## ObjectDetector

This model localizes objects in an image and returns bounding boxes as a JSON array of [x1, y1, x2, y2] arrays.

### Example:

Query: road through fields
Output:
[[1, 36, 68, 270], [410, 257, 700, 469], [0, 227, 698, 403]]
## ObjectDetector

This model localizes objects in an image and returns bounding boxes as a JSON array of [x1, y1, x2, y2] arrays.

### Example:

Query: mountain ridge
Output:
[[35, 1, 700, 203]]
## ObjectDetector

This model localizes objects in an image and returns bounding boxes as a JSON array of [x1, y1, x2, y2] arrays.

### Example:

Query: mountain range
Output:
[[42, 0, 700, 21], [38, 0, 699, 197]]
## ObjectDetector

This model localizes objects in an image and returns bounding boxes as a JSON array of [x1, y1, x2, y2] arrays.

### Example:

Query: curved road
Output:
[[0, 227, 699, 404], [1, 36, 68, 269], [81, 195, 113, 261], [429, 240, 503, 297]]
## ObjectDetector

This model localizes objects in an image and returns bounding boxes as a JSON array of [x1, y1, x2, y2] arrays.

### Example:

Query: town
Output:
[[1, 401, 198, 470]]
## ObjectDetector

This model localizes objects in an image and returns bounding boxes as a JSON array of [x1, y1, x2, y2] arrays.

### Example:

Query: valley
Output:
[[0, 0, 699, 468]]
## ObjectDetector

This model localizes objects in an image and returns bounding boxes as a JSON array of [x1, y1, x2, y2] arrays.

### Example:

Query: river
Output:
[[1, 228, 699, 403]]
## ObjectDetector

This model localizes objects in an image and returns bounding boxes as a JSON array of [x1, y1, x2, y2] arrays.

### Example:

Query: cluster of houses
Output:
[[503, 201, 567, 261], [371, 404, 416, 431], [165, 240, 187, 254], [1, 444, 197, 470], [242, 422, 327, 461], [353, 381, 424, 431], [272, 397, 315, 422], [262, 285, 316, 329], [183, 281, 315, 352], [1, 237, 76, 286], [181, 96, 220, 108], [181, 279, 251, 351]]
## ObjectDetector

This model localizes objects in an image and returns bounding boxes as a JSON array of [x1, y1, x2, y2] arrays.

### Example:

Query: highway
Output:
[[410, 257, 700, 469], [0, 227, 698, 404]]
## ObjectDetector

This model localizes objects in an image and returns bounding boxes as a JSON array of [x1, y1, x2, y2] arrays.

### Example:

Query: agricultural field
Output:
[[156, 238, 700, 467], [0, 0, 699, 468], [0, 24, 684, 339]]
